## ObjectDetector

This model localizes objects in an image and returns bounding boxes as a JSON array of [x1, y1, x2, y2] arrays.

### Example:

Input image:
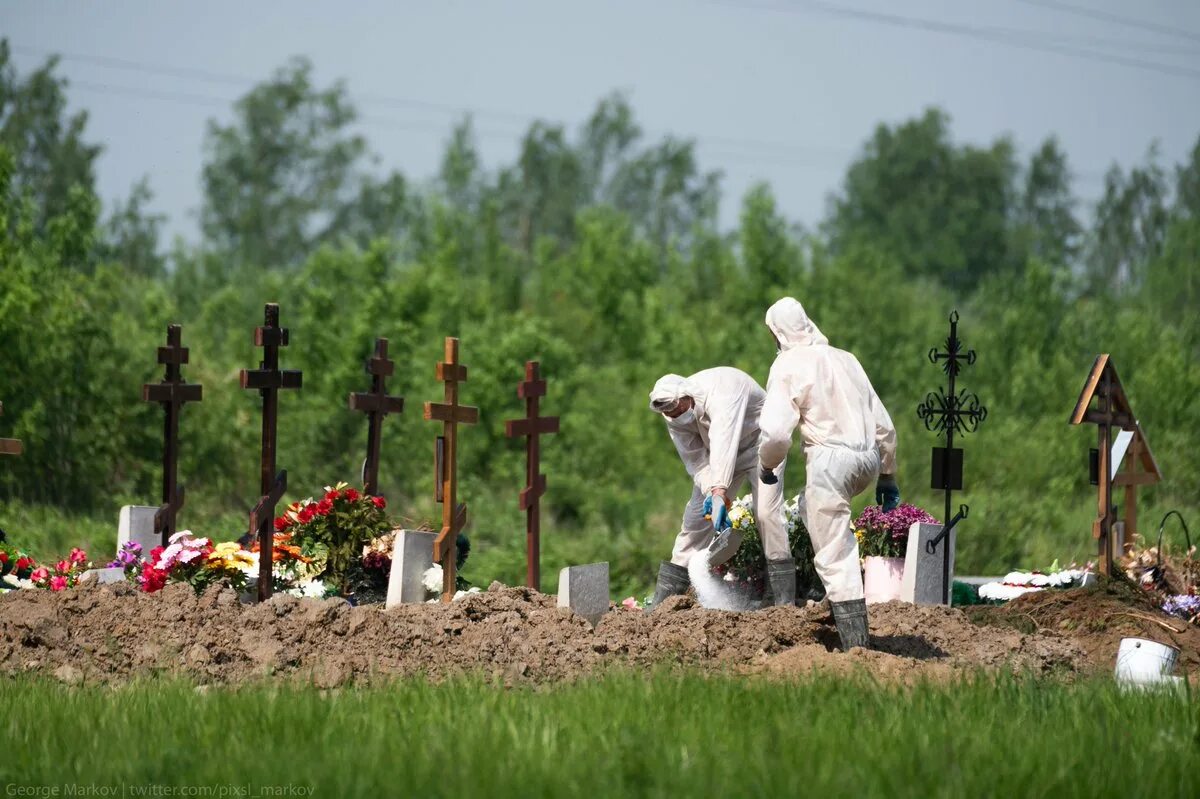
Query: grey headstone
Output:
[[79, 567, 126, 585], [118, 505, 160, 555], [900, 522, 955, 606], [557, 562, 610, 627], [385, 530, 437, 609]]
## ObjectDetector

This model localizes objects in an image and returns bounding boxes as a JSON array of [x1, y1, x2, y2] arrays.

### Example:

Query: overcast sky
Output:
[[4, 0, 1199, 242]]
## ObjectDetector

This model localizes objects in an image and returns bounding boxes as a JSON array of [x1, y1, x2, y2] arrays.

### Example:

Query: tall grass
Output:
[[2, 672, 1196, 797]]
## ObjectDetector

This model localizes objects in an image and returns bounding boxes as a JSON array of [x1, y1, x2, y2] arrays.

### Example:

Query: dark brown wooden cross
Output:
[[504, 361, 559, 590], [1070, 354, 1137, 576], [423, 337, 478, 602], [142, 324, 203, 546], [0, 402, 21, 458], [348, 337, 404, 497], [240, 303, 303, 601]]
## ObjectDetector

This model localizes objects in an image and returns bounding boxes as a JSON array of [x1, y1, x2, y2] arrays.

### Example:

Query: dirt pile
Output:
[[0, 579, 1178, 686], [967, 579, 1200, 674]]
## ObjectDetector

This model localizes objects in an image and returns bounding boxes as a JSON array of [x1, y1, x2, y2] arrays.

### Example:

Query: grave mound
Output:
[[1, 579, 1188, 686]]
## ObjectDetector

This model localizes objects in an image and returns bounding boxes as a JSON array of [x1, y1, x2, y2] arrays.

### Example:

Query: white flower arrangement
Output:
[[420, 563, 480, 601], [285, 579, 332, 599], [1, 573, 34, 591], [978, 567, 1088, 602]]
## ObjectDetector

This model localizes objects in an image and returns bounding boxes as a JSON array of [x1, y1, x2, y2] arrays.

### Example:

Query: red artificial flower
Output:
[[149, 546, 165, 564], [345, 488, 360, 502], [55, 560, 70, 575], [30, 566, 49, 583], [298, 506, 315, 524], [371, 496, 386, 509], [274, 516, 290, 532], [139, 562, 167, 593], [324, 489, 339, 502], [69, 547, 88, 565], [316, 498, 334, 516], [0, 551, 8, 566], [16, 556, 33, 572], [49, 575, 67, 592]]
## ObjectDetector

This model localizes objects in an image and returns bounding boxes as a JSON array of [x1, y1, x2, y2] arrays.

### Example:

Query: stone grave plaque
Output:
[[118, 505, 160, 555], [385, 530, 437, 608], [557, 562, 610, 627], [901, 522, 955, 606]]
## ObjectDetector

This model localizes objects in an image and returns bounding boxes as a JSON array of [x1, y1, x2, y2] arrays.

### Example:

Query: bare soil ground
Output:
[[0, 577, 1191, 686]]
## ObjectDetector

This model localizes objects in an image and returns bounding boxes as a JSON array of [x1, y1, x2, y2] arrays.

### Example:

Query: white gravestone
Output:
[[118, 505, 160, 555], [557, 562, 610, 627], [901, 522, 955, 606], [385, 530, 437, 609]]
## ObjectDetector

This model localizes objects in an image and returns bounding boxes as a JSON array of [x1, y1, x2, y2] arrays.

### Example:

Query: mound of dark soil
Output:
[[0, 578, 1119, 686]]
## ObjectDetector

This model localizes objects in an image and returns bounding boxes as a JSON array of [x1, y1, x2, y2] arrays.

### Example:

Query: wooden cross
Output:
[[142, 324, 203, 546], [504, 361, 559, 590], [239, 303, 303, 601], [1112, 422, 1162, 544], [1070, 354, 1137, 576], [0, 402, 21, 458], [423, 337, 478, 602], [348, 338, 404, 497]]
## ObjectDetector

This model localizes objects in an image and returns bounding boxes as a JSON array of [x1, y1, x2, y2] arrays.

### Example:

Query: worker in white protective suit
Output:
[[647, 367, 791, 608], [758, 297, 899, 651]]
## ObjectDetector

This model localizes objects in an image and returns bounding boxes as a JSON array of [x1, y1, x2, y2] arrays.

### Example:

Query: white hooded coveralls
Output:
[[650, 367, 788, 567], [758, 298, 898, 602]]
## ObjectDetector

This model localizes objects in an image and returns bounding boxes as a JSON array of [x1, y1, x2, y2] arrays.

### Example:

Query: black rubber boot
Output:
[[647, 561, 690, 610], [766, 558, 796, 607], [830, 598, 869, 651]]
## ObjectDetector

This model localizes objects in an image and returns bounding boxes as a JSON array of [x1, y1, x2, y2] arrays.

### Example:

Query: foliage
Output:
[[1, 47, 1200, 599]]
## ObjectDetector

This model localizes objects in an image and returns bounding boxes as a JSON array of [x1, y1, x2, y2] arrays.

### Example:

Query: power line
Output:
[[1010, 0, 1200, 46], [10, 45, 848, 163], [704, 0, 1200, 79], [63, 79, 848, 172]]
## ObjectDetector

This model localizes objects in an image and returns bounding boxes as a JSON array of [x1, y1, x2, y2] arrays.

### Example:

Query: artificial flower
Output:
[[371, 496, 386, 509]]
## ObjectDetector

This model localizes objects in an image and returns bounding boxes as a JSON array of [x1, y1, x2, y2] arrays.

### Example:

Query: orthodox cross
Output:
[[348, 337, 404, 497], [1070, 354, 1138, 575], [504, 361, 559, 590], [141, 324, 203, 546], [0, 402, 21, 458], [423, 337, 478, 602], [916, 310, 987, 603], [239, 303, 303, 601], [1110, 422, 1162, 544]]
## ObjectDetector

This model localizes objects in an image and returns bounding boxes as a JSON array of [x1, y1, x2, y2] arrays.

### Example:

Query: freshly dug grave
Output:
[[0, 578, 1176, 687], [966, 577, 1200, 674]]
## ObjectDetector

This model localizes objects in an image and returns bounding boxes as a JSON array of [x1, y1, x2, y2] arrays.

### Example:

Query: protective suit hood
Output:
[[649, 374, 707, 416], [765, 297, 828, 351]]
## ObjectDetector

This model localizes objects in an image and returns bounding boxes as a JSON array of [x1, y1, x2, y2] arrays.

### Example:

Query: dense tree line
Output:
[[2, 43, 1198, 593]]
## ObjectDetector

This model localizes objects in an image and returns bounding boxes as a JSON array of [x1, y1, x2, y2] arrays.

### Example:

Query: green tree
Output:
[[1016, 137, 1081, 270], [200, 57, 367, 269], [0, 40, 100, 237]]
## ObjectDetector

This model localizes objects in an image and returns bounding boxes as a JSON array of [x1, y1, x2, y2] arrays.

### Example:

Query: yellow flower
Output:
[[854, 529, 864, 542], [206, 542, 255, 570]]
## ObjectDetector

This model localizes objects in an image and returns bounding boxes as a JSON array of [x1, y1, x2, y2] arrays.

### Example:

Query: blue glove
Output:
[[703, 493, 731, 532], [876, 475, 900, 512], [760, 467, 778, 485]]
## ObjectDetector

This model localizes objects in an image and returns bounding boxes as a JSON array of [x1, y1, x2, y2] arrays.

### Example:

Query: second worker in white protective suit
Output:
[[647, 367, 791, 608], [758, 297, 900, 651]]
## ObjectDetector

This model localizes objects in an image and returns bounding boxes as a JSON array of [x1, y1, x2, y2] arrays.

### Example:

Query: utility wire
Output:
[[11, 45, 847, 162], [706, 0, 1200, 79], [1010, 0, 1200, 46]]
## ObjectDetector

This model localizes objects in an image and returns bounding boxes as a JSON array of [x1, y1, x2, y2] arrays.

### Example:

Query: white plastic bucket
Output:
[[863, 556, 905, 605], [1114, 637, 1180, 685]]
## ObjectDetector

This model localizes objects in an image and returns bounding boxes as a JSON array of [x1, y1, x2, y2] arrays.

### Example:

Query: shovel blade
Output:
[[706, 527, 743, 567]]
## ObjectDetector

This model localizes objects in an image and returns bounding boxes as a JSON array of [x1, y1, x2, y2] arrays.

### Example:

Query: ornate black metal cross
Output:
[[0, 402, 21, 458], [916, 310, 987, 604], [504, 361, 559, 591], [423, 337, 478, 602], [239, 303, 303, 601], [142, 324, 203, 546], [348, 337, 404, 497]]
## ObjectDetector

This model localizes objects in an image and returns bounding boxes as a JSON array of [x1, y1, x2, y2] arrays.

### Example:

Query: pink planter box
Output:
[[863, 556, 905, 604]]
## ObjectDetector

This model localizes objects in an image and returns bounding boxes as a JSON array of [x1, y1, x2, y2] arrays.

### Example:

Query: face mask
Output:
[[668, 408, 696, 426]]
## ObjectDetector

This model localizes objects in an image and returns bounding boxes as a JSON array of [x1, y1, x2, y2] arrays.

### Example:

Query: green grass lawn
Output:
[[2, 672, 1196, 798]]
